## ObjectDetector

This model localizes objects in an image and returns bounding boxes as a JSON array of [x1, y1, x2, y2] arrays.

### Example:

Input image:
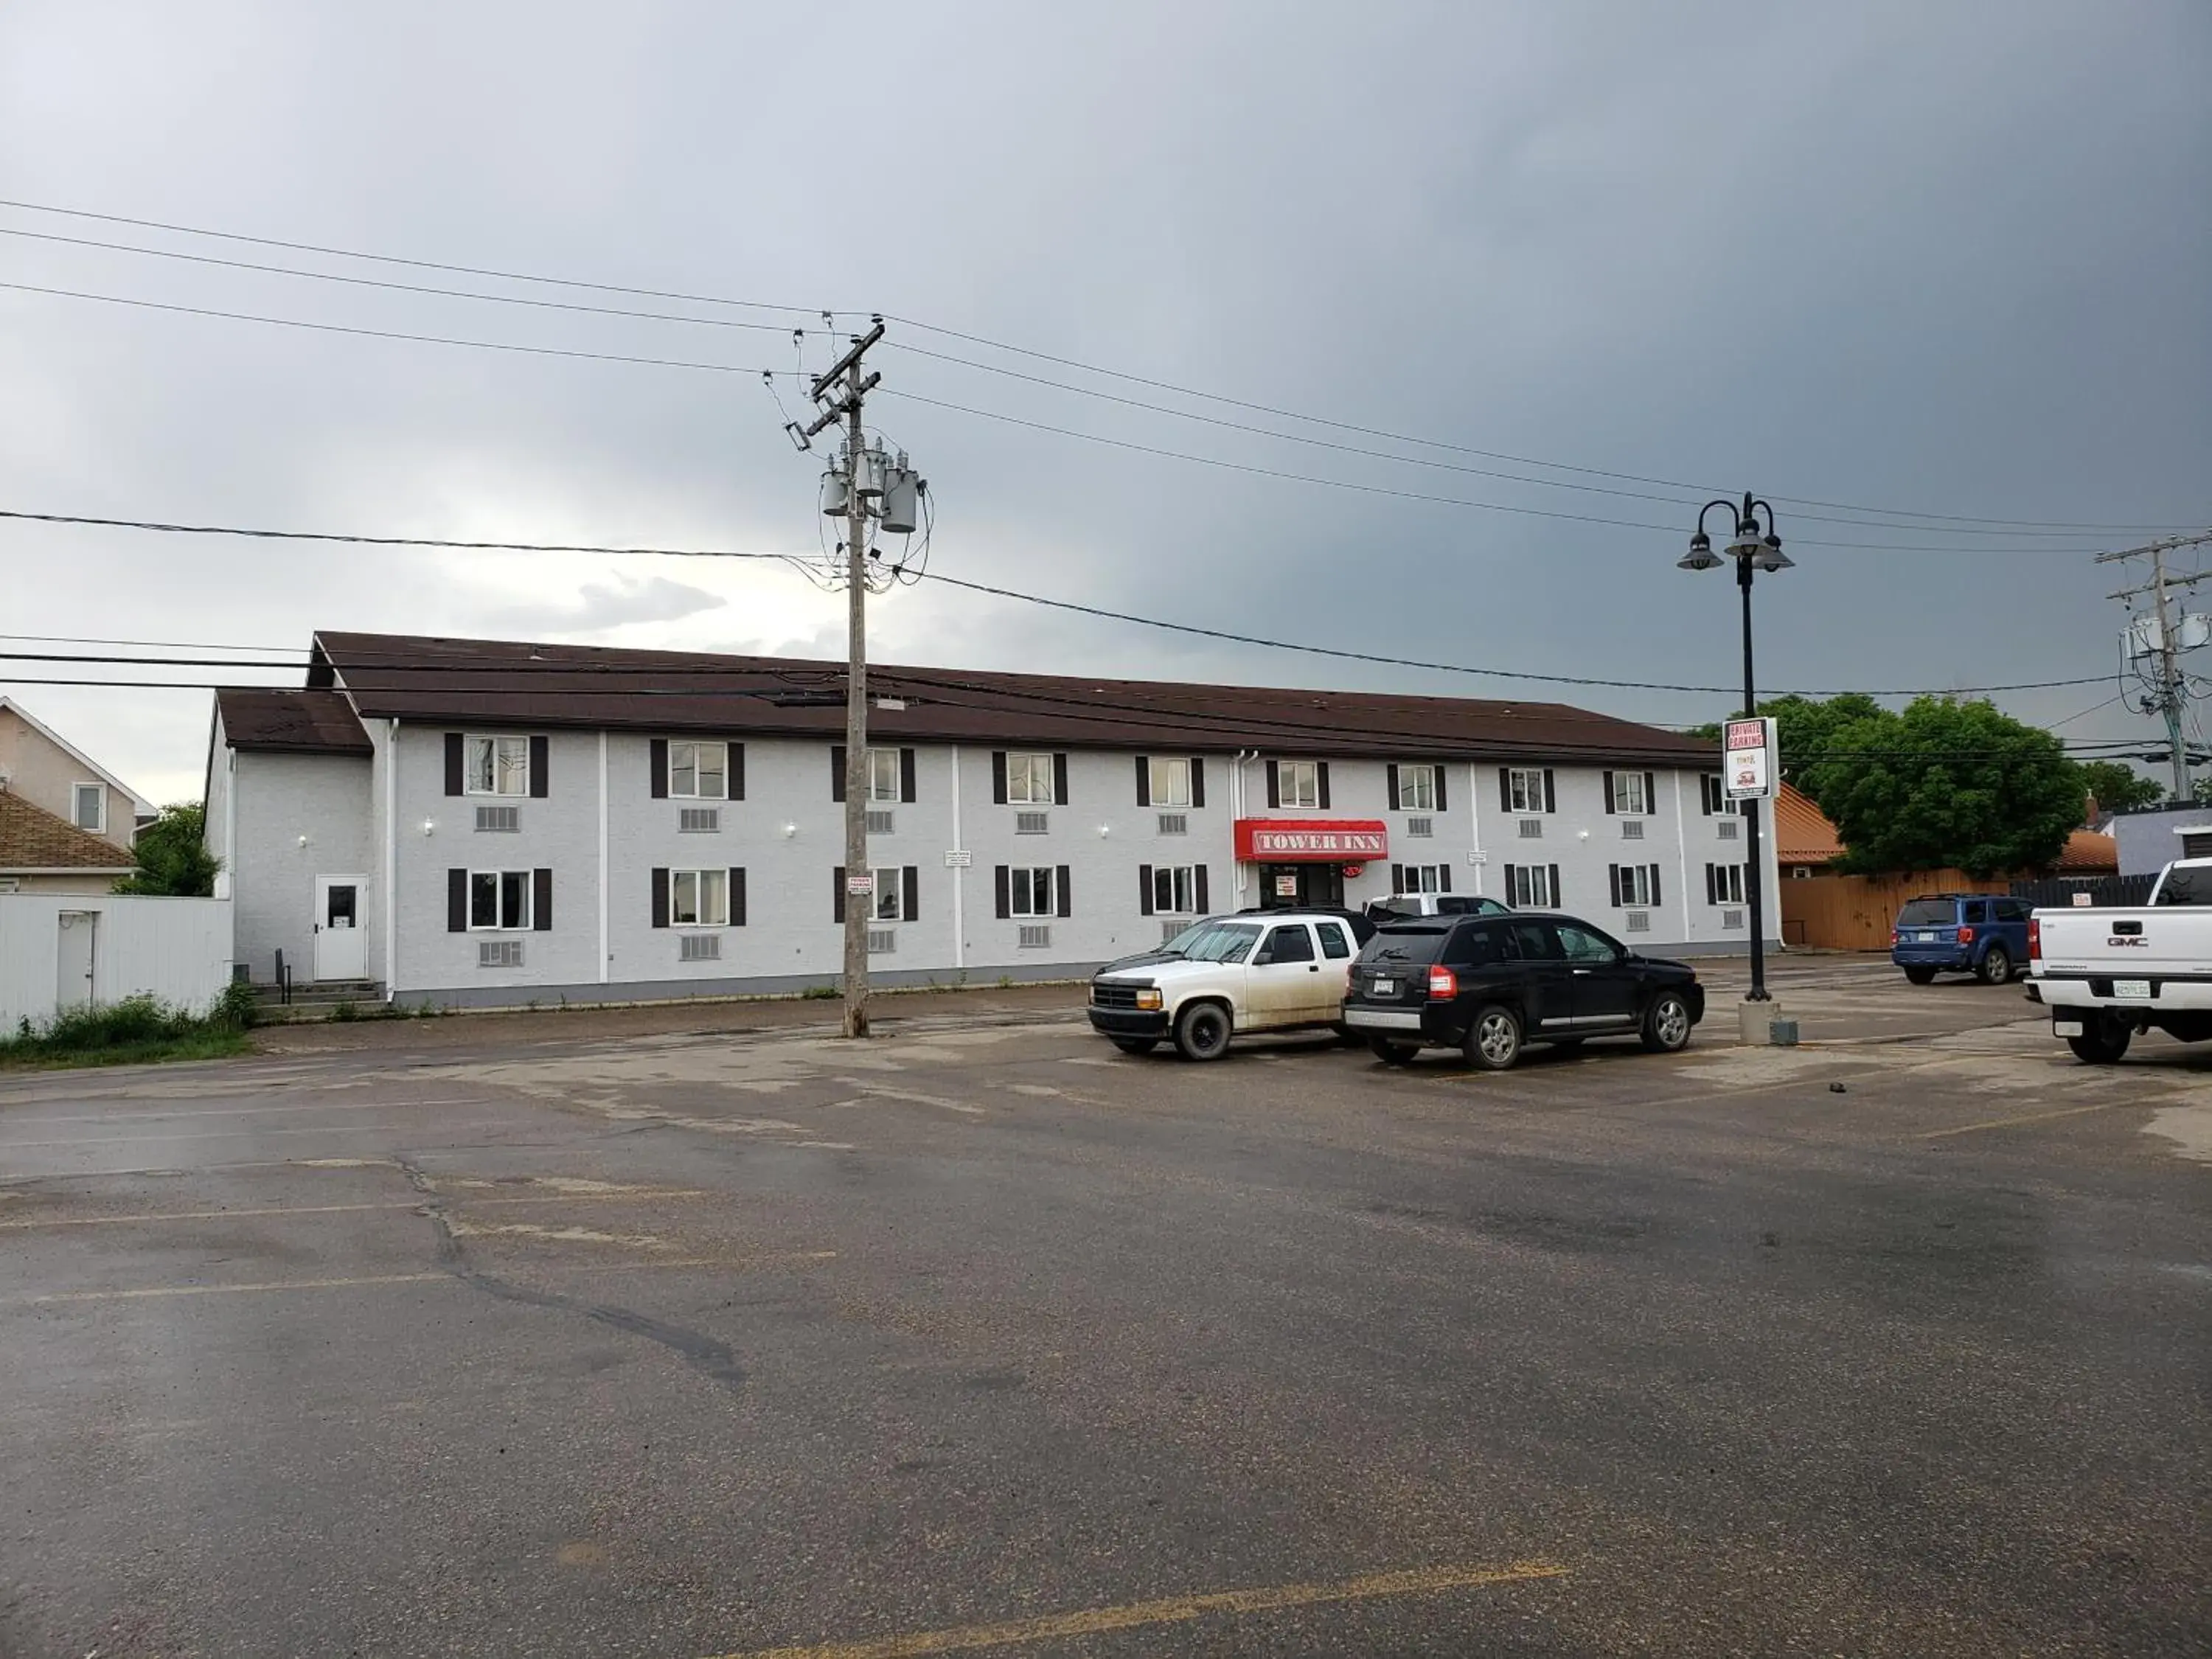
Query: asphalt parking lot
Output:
[[2, 959, 2207, 1657]]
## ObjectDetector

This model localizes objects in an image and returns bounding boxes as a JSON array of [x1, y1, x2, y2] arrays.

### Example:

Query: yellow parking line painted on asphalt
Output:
[[1921, 1101, 2124, 1138], [702, 1559, 1569, 1659], [16, 1251, 839, 1305]]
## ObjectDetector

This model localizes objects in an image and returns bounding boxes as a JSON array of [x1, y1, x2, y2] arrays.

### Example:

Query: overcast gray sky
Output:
[[2, 0, 2206, 804]]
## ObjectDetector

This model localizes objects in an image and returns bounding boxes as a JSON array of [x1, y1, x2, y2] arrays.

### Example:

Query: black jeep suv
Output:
[[1341, 912, 1704, 1070]]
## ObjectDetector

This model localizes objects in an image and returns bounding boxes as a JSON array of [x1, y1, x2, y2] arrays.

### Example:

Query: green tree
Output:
[[2078, 760, 2163, 815], [1690, 692, 1888, 806], [114, 802, 220, 897], [1801, 698, 2084, 877]]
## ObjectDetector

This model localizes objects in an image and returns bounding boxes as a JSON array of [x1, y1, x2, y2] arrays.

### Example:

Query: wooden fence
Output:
[[1778, 870, 1986, 952]]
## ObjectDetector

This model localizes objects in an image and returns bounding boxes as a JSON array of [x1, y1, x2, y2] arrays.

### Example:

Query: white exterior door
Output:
[[313, 876, 368, 981], [56, 911, 97, 1012]]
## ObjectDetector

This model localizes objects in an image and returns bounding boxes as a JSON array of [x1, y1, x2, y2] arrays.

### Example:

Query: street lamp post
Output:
[[1680, 492, 1791, 1003]]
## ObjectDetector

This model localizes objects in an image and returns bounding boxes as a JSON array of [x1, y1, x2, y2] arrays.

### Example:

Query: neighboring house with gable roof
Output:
[[0, 789, 139, 894], [0, 698, 151, 859]]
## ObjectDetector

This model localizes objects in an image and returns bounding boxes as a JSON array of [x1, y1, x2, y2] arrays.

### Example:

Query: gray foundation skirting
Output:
[[392, 958, 1098, 1011]]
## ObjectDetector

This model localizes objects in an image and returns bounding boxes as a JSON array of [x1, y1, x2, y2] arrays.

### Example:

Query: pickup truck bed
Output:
[[2032, 857, 2212, 1061]]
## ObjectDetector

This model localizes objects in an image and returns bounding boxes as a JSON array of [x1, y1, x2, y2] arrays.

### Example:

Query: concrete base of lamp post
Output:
[[1737, 998, 1789, 1046]]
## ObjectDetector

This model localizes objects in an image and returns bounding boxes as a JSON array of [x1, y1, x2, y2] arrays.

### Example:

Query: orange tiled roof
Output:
[[0, 790, 137, 872], [2054, 829, 2118, 873], [1774, 782, 1845, 865]]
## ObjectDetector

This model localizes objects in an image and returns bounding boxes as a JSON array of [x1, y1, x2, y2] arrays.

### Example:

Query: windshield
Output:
[[2154, 866, 2212, 906], [1359, 925, 1452, 965], [1897, 900, 1956, 928], [1175, 922, 1262, 963], [1155, 919, 1216, 956]]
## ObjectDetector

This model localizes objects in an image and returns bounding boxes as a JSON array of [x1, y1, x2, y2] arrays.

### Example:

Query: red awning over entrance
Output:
[[1234, 818, 1388, 861]]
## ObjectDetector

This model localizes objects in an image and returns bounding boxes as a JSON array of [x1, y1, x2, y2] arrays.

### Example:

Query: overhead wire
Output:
[[1, 194, 2197, 537], [0, 509, 2119, 698]]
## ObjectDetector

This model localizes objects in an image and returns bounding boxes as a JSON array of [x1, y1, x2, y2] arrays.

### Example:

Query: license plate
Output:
[[2112, 979, 2153, 1001], [1370, 978, 1395, 996], [1916, 931, 1935, 942]]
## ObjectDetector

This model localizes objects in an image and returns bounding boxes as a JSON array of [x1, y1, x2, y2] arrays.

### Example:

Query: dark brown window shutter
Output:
[[900, 747, 917, 803], [1543, 770, 1557, 814], [444, 733, 465, 797], [1392, 863, 1405, 892], [1498, 767, 1512, 813], [1385, 765, 1400, 811], [1194, 865, 1209, 912], [1266, 760, 1280, 810], [729, 868, 746, 927], [1055, 865, 1072, 919], [1435, 766, 1448, 813], [532, 869, 552, 931], [650, 739, 669, 799], [1649, 865, 1661, 908], [832, 866, 846, 925], [992, 751, 1008, 804], [1439, 863, 1451, 893], [1609, 864, 1623, 906], [1644, 772, 1657, 815], [1316, 762, 1332, 810], [1503, 863, 1517, 901], [830, 745, 846, 802], [1135, 756, 1151, 807], [1054, 753, 1070, 806], [529, 736, 549, 799], [1139, 865, 1154, 915], [902, 866, 919, 923], [1189, 757, 1206, 809], [1603, 771, 1616, 814], [1549, 863, 1562, 905], [447, 868, 467, 931], [994, 865, 1010, 919], [650, 868, 669, 929], [728, 742, 745, 801]]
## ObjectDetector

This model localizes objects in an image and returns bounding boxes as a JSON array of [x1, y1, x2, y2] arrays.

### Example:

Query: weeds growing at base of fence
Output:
[[800, 983, 841, 1000], [0, 990, 257, 1070]]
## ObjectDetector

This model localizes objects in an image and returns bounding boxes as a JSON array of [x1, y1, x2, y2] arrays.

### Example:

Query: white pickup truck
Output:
[[1085, 910, 1365, 1060], [2031, 857, 2212, 1062]]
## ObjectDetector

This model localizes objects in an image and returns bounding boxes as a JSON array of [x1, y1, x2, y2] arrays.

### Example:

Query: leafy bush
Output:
[[801, 983, 841, 1000], [0, 992, 254, 1069], [210, 979, 260, 1032]]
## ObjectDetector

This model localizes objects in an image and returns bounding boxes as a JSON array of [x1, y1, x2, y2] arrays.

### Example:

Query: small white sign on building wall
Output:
[[944, 849, 973, 868]]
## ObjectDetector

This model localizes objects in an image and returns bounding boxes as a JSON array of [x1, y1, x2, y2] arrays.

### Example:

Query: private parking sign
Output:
[[1725, 717, 1777, 801]]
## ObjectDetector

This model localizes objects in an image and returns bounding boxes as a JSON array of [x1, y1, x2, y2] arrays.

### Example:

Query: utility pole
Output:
[[2099, 531, 2212, 804], [801, 321, 886, 1037]]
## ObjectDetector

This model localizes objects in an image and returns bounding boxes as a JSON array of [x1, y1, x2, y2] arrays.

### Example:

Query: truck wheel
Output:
[[1110, 1037, 1158, 1055], [1172, 1001, 1234, 1062], [1977, 945, 2012, 985], [1641, 991, 1694, 1053], [2066, 1018, 2132, 1065], [1367, 1037, 1419, 1065], [1902, 966, 1937, 986], [1463, 1004, 1523, 1071]]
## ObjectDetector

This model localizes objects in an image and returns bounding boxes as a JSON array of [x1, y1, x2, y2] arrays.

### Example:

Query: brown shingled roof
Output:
[[215, 688, 372, 754], [307, 631, 1718, 767], [0, 790, 137, 872]]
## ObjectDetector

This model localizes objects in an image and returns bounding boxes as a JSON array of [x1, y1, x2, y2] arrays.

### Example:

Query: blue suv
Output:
[[1891, 894, 2031, 985]]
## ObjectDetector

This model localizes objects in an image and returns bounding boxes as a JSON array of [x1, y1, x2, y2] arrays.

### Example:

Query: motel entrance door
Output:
[[1256, 863, 1345, 911]]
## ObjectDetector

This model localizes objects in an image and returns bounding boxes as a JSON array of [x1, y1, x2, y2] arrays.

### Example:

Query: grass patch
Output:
[[0, 987, 258, 1071]]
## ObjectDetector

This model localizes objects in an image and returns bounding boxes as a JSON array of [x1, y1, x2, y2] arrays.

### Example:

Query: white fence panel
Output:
[[0, 897, 234, 1031]]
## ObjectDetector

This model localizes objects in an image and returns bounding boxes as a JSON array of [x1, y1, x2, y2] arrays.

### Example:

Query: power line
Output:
[[3, 195, 2195, 537], [0, 276, 2148, 555], [0, 224, 2111, 542], [0, 281, 793, 379], [0, 509, 2119, 698]]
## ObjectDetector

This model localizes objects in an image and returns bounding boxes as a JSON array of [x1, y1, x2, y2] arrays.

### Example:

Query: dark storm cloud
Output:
[[0, 0, 2205, 799]]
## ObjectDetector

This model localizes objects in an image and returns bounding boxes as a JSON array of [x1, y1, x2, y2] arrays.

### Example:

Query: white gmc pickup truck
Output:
[[2032, 857, 2212, 1062]]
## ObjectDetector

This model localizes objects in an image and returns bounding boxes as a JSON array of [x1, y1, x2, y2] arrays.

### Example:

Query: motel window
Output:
[[1504, 863, 1558, 908], [1278, 760, 1321, 809], [466, 735, 531, 797], [867, 748, 903, 804], [874, 866, 905, 922], [1005, 752, 1055, 805], [1149, 757, 1192, 807], [670, 742, 728, 801], [1397, 765, 1439, 813], [1009, 866, 1056, 919], [1611, 863, 1661, 907], [1705, 863, 1747, 905], [1505, 768, 1551, 815], [670, 869, 731, 928], [1609, 771, 1651, 815], [1396, 864, 1446, 894], [469, 869, 532, 931], [1152, 865, 1199, 916]]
